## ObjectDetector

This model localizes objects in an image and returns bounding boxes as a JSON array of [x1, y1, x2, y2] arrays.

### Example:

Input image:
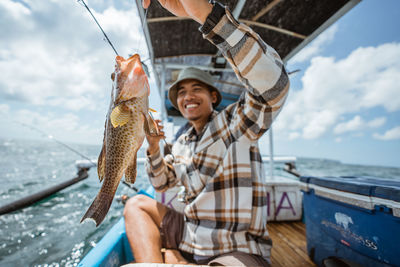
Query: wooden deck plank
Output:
[[273, 223, 307, 252], [267, 221, 316, 267], [274, 223, 311, 263]]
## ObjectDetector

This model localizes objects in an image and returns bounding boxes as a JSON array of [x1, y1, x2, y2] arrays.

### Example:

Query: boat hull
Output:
[[78, 218, 133, 267]]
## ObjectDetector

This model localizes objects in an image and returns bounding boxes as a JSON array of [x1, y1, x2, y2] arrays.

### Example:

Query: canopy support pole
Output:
[[160, 63, 167, 120], [269, 126, 274, 180]]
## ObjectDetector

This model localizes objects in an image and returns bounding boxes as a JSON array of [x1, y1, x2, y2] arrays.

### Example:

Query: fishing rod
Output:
[[121, 181, 154, 198], [1, 122, 96, 215], [77, 0, 151, 76], [77, 0, 119, 56], [16, 121, 97, 167], [288, 69, 301, 75]]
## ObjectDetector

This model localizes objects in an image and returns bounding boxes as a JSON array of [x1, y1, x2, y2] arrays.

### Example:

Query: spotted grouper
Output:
[[81, 54, 158, 226]]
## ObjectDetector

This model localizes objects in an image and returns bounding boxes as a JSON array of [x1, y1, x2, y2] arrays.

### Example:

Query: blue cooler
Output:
[[300, 176, 400, 267]]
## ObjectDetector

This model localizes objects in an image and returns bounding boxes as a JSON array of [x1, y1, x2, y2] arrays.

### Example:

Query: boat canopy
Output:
[[135, 0, 360, 117]]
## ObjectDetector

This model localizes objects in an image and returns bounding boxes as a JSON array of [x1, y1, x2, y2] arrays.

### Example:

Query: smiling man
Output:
[[123, 0, 290, 266], [171, 69, 220, 133]]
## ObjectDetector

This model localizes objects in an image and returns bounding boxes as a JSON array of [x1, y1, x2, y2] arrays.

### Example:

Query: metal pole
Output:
[[160, 63, 166, 120], [269, 126, 274, 180], [232, 0, 246, 19], [0, 167, 90, 215]]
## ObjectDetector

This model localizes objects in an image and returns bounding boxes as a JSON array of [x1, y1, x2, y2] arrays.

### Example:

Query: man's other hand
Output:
[[146, 119, 165, 155]]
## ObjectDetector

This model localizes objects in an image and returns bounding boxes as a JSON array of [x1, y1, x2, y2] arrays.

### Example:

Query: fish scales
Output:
[[81, 54, 158, 226]]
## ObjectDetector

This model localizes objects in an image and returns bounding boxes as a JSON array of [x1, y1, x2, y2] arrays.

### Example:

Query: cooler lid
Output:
[[300, 176, 400, 202]]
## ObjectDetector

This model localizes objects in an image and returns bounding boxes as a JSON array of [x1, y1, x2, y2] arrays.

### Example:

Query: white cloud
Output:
[[302, 110, 337, 139], [288, 132, 300, 140], [0, 103, 10, 114], [289, 25, 338, 64], [334, 115, 363, 134], [373, 126, 400, 140], [333, 115, 385, 135], [50, 96, 97, 111], [0, 0, 147, 111], [0, 0, 31, 20], [0, 108, 104, 145], [277, 42, 400, 139], [367, 117, 386, 128]]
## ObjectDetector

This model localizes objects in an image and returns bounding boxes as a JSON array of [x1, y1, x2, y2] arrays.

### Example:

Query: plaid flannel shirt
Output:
[[145, 8, 290, 258]]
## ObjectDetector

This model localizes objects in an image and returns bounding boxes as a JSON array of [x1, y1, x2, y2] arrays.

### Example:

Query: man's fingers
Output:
[[142, 0, 150, 9], [148, 119, 165, 137], [147, 130, 165, 138], [154, 119, 164, 129]]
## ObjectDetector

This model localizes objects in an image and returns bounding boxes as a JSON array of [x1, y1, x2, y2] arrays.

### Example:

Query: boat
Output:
[[79, 0, 399, 266], [78, 176, 400, 267]]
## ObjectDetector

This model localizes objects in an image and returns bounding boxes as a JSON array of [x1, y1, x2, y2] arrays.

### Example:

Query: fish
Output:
[[81, 54, 158, 226]]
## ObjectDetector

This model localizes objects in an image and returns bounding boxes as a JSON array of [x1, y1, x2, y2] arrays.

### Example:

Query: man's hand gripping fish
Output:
[[81, 54, 158, 226]]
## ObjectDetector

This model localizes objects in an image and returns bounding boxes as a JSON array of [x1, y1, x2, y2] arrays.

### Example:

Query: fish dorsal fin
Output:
[[125, 152, 138, 184], [110, 103, 131, 128]]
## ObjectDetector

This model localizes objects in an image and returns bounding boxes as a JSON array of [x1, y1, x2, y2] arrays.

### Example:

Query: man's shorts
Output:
[[159, 207, 270, 266]]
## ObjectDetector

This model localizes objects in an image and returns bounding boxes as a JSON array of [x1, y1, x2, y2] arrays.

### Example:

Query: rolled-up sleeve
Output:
[[145, 150, 178, 192]]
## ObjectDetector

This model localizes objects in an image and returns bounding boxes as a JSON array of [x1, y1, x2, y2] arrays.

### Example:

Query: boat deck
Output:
[[267, 221, 315, 267], [124, 221, 315, 267]]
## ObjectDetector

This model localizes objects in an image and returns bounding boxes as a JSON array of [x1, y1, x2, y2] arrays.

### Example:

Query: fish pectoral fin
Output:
[[110, 103, 131, 128], [143, 112, 159, 136], [97, 141, 106, 182], [125, 153, 138, 184]]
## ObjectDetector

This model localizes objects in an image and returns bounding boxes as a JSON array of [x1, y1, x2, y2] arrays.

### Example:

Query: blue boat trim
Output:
[[79, 187, 156, 267], [78, 218, 133, 267]]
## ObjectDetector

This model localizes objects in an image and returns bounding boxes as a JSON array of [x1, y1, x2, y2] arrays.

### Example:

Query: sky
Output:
[[0, 0, 399, 168]]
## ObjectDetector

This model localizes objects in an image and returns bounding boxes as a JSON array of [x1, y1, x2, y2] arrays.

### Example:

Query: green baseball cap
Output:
[[168, 67, 222, 109]]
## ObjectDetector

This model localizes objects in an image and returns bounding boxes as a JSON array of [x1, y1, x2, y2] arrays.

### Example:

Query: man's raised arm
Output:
[[200, 2, 290, 141]]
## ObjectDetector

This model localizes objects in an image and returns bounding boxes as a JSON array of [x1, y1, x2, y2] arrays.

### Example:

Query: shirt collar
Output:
[[184, 110, 218, 142]]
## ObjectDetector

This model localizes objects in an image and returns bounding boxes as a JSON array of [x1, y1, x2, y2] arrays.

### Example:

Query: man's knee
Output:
[[123, 194, 153, 217]]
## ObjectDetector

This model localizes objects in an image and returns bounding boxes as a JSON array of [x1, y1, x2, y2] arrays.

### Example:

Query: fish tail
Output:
[[80, 192, 115, 227]]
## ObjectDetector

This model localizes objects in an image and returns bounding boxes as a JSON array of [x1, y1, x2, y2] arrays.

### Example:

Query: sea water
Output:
[[0, 138, 399, 266]]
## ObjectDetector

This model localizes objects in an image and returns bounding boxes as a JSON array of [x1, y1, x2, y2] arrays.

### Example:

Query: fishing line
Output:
[[77, 0, 119, 56], [77, 0, 151, 75], [15, 121, 97, 167]]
